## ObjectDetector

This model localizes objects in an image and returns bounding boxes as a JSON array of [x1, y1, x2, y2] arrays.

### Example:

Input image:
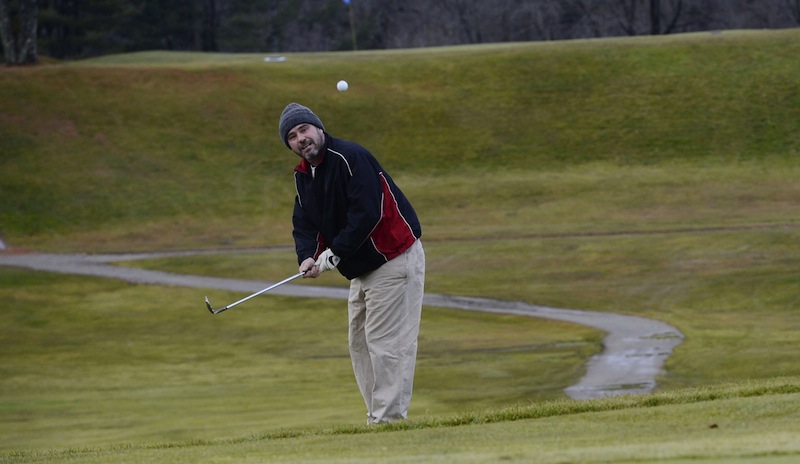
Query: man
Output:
[[278, 102, 425, 424]]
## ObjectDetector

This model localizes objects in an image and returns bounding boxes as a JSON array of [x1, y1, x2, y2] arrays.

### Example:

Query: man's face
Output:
[[287, 123, 325, 166]]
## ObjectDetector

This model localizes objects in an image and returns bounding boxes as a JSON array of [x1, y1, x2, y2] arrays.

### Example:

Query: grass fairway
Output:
[[3, 379, 799, 463], [1, 29, 800, 462], [0, 267, 600, 453]]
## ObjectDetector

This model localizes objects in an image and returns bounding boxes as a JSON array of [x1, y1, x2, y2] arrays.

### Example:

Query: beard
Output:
[[300, 141, 319, 158], [296, 131, 325, 165]]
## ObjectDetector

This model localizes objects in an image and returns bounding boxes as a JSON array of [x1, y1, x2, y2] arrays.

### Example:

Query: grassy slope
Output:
[[1, 30, 798, 250], [1, 29, 800, 462]]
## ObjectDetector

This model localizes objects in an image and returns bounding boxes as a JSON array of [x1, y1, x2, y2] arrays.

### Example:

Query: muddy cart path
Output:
[[0, 251, 683, 400]]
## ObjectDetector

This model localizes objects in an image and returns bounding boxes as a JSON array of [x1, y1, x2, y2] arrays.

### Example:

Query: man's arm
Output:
[[292, 197, 325, 277]]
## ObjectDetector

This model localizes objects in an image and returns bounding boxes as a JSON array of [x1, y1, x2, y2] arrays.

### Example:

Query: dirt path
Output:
[[0, 250, 683, 400]]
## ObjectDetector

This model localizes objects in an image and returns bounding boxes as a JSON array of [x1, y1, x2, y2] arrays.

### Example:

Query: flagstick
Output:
[[346, 0, 357, 50]]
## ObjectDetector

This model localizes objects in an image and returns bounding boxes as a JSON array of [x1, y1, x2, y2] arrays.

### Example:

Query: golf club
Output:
[[205, 271, 305, 315]]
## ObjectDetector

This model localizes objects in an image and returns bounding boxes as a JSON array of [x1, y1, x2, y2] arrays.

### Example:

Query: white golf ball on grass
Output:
[[337, 80, 349, 92]]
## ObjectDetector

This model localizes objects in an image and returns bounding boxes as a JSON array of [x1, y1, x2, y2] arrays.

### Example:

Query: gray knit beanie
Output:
[[278, 103, 325, 148]]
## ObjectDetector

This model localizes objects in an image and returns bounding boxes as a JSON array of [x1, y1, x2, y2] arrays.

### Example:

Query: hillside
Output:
[[1, 29, 798, 252]]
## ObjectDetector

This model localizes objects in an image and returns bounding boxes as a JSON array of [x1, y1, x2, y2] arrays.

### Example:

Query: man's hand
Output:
[[315, 248, 340, 272], [300, 257, 320, 278]]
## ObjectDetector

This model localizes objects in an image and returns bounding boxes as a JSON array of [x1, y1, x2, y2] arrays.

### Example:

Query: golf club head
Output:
[[205, 296, 217, 314]]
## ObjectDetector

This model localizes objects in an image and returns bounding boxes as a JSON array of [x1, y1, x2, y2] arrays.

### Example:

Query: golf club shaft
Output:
[[228, 271, 305, 308], [214, 271, 305, 313]]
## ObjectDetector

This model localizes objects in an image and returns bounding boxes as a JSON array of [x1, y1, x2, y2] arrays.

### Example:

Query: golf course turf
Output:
[[1, 29, 799, 462]]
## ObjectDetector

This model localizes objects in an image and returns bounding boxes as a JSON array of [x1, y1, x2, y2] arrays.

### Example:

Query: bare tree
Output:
[[663, 0, 684, 33], [201, 0, 218, 51], [609, 0, 685, 36], [617, 0, 639, 35], [24, 0, 800, 58], [0, 0, 37, 65], [787, 0, 800, 24], [562, 0, 618, 38], [521, 1, 564, 41]]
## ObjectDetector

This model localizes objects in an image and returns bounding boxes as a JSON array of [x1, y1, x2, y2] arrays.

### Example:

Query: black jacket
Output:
[[292, 134, 422, 280]]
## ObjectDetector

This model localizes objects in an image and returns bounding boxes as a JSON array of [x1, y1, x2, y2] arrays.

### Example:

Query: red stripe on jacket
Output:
[[369, 173, 417, 261]]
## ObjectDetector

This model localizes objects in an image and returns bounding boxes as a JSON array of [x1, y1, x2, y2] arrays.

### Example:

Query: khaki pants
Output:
[[348, 240, 425, 424]]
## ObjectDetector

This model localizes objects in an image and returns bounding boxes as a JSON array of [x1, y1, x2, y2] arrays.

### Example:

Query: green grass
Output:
[[1, 30, 799, 251], [1, 29, 800, 462], [3, 379, 799, 463], [0, 268, 600, 453]]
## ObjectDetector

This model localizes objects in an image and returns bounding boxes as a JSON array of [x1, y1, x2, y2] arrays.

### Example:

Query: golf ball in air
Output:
[[337, 80, 349, 92]]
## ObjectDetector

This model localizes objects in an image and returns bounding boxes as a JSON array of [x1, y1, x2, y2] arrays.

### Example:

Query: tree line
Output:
[[2, 0, 798, 65]]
